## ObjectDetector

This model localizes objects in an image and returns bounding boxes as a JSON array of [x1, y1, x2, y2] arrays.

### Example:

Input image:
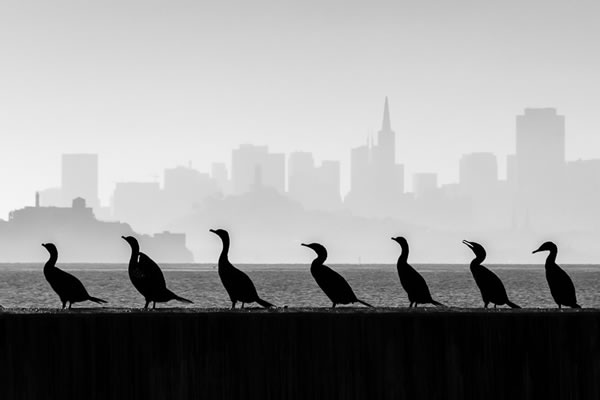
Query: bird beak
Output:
[[121, 236, 126, 240], [301, 243, 309, 247], [41, 243, 46, 248], [532, 247, 542, 254], [390, 237, 395, 241], [462, 240, 473, 249], [209, 229, 216, 234]]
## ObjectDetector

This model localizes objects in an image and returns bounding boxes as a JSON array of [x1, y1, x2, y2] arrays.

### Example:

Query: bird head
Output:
[[209, 229, 229, 240], [391, 236, 408, 247], [462, 240, 486, 261], [301, 242, 327, 260], [533, 241, 557, 254], [41, 243, 57, 254], [121, 235, 139, 249]]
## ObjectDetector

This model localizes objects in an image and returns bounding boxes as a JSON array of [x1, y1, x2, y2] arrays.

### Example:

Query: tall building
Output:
[[350, 143, 371, 196], [413, 173, 438, 198], [61, 154, 99, 208], [516, 108, 565, 200], [345, 97, 404, 217], [231, 144, 285, 194], [374, 97, 396, 165], [211, 162, 231, 195], [163, 166, 219, 213], [288, 152, 341, 211], [459, 152, 498, 196], [288, 152, 315, 200]]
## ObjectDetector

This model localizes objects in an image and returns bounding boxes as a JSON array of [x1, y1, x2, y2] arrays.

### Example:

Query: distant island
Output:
[[0, 194, 193, 263]]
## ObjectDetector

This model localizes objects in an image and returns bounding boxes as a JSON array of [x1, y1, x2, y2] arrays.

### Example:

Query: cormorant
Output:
[[463, 240, 520, 309], [302, 242, 373, 308], [122, 236, 193, 309], [392, 236, 444, 307], [209, 229, 275, 309], [533, 241, 581, 309], [42, 243, 107, 309]]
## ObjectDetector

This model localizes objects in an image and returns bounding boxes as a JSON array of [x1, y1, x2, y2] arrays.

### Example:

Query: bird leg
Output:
[[484, 302, 489, 308], [153, 302, 156, 310], [69, 302, 72, 310], [494, 304, 497, 309], [62, 302, 66, 310], [241, 303, 245, 309], [231, 301, 236, 310], [331, 303, 336, 308], [414, 303, 419, 308], [144, 300, 150, 309]]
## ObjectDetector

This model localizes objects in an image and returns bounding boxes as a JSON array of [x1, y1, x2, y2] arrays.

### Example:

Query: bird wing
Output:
[[400, 264, 433, 301], [138, 252, 167, 289], [314, 265, 357, 304], [221, 264, 260, 302], [550, 266, 578, 305], [54, 268, 90, 299], [478, 265, 509, 303]]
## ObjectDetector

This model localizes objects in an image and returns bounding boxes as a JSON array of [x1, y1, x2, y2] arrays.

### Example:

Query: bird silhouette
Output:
[[463, 240, 520, 309], [302, 242, 373, 308], [122, 236, 193, 309], [42, 243, 107, 309], [392, 237, 444, 307], [533, 241, 580, 309], [210, 229, 275, 309]]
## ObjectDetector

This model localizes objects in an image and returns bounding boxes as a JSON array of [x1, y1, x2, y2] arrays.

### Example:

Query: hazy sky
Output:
[[1, 1, 600, 217]]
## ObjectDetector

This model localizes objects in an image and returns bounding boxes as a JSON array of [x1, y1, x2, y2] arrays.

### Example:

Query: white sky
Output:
[[1, 1, 600, 217]]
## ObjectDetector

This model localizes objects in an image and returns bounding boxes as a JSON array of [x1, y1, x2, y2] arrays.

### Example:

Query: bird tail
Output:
[[88, 296, 108, 304], [167, 289, 193, 304], [173, 294, 193, 304], [357, 299, 374, 308], [430, 300, 445, 307], [256, 298, 275, 309], [506, 301, 521, 309]]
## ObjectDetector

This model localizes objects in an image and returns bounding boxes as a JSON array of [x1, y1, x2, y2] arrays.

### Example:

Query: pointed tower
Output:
[[376, 96, 396, 165], [382, 96, 391, 132]]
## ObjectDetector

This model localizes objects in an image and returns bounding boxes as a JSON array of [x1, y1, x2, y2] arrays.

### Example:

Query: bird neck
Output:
[[44, 251, 58, 270], [129, 244, 140, 266], [470, 256, 485, 268], [545, 249, 558, 266], [218, 237, 231, 266], [311, 252, 327, 267], [397, 245, 409, 265]]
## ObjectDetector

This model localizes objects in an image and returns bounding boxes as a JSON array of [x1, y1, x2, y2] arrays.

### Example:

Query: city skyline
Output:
[[1, 102, 594, 263], [25, 101, 593, 205], [4, 1, 600, 219]]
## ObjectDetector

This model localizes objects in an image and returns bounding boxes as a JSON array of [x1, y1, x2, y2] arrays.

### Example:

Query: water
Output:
[[1, 263, 600, 309]]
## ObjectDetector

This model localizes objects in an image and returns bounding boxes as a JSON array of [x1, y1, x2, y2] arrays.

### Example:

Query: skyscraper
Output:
[[350, 143, 371, 196], [374, 97, 396, 165], [346, 97, 404, 217], [231, 144, 285, 194], [413, 173, 438, 198], [163, 165, 219, 209], [459, 152, 498, 196], [288, 152, 341, 211], [61, 154, 99, 208], [211, 162, 231, 195], [516, 108, 565, 201], [288, 151, 315, 200]]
